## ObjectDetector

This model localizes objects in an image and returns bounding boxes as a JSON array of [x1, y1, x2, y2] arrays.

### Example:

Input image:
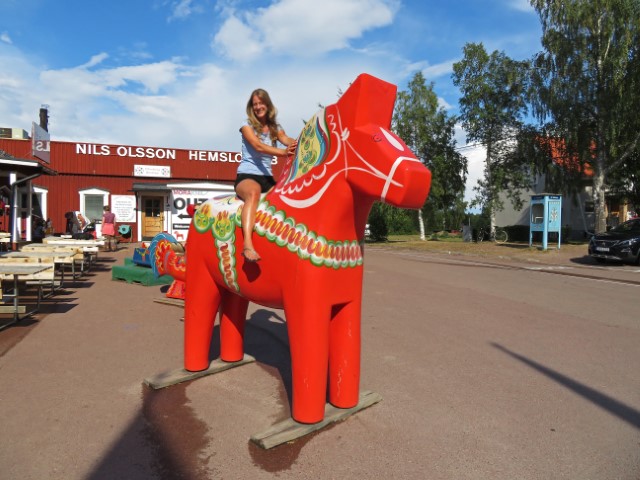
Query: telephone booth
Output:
[[529, 194, 562, 250]]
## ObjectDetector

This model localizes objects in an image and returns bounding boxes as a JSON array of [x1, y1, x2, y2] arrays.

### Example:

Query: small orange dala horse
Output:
[[157, 73, 431, 424]]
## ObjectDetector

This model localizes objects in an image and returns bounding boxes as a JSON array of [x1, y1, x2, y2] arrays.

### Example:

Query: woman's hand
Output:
[[286, 140, 298, 156]]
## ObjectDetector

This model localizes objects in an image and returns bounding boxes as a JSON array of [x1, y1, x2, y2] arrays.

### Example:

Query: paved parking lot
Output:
[[1, 242, 638, 479]]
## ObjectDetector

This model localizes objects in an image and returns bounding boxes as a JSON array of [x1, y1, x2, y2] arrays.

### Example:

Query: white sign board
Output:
[[134, 164, 171, 178], [111, 195, 137, 222], [32, 122, 50, 164], [168, 187, 234, 241]]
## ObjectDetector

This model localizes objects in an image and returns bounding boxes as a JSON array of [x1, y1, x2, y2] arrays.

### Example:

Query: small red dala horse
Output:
[[160, 73, 431, 424]]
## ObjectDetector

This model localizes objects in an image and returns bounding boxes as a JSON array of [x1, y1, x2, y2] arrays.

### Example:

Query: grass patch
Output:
[[366, 234, 589, 264]]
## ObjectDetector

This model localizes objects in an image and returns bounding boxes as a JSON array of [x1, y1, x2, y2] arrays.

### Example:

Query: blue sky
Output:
[[0, 0, 543, 204]]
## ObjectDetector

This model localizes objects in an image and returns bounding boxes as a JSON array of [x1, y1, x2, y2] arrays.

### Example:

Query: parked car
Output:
[[588, 218, 640, 264]]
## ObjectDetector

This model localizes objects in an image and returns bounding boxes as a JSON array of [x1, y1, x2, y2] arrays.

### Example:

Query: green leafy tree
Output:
[[377, 203, 417, 234], [529, 0, 640, 233], [393, 72, 467, 238], [368, 202, 388, 242], [608, 148, 640, 214], [452, 43, 531, 230]]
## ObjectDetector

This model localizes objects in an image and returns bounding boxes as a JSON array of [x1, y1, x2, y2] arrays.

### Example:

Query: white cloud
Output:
[[103, 62, 184, 94], [0, 32, 12, 44], [0, 35, 403, 153], [213, 0, 398, 61], [0, 45, 44, 127], [506, 0, 535, 13], [437, 97, 453, 111], [80, 53, 109, 69], [462, 145, 486, 206], [212, 15, 263, 62], [421, 59, 455, 80], [168, 0, 203, 21], [455, 124, 486, 206]]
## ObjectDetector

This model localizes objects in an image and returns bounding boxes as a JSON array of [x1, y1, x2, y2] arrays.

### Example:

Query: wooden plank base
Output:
[[251, 390, 383, 450], [152, 297, 185, 308], [144, 354, 256, 389]]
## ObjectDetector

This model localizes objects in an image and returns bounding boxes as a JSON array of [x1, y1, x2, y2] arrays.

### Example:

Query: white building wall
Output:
[[495, 174, 595, 241]]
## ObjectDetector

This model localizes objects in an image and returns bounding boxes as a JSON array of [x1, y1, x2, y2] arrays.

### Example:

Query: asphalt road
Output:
[[0, 245, 638, 479]]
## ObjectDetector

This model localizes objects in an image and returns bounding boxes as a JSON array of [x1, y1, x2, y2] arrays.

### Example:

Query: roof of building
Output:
[[0, 149, 57, 177]]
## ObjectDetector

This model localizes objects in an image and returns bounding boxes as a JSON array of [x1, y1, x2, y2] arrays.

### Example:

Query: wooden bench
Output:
[[0, 260, 56, 323], [40, 239, 104, 271], [19, 245, 86, 278], [0, 257, 58, 302]]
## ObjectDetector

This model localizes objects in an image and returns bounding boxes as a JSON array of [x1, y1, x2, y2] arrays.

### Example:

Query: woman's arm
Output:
[[277, 129, 298, 155], [241, 125, 288, 157], [277, 128, 297, 147]]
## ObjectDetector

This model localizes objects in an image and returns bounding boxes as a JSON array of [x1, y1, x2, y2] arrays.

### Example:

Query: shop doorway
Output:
[[141, 196, 164, 240]]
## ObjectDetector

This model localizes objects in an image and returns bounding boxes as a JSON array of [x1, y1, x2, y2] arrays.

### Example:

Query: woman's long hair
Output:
[[246, 88, 279, 146]]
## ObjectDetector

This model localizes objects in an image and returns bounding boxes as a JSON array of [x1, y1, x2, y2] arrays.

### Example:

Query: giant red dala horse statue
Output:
[[159, 73, 431, 425]]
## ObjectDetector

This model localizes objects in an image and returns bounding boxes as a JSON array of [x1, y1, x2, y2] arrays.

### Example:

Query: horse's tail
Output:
[[149, 233, 187, 282]]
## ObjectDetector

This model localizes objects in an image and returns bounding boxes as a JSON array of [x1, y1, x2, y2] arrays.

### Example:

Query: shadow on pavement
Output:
[[86, 308, 299, 479], [491, 342, 640, 430]]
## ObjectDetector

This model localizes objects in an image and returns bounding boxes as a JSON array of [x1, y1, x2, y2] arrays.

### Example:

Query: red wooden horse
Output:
[[160, 73, 431, 424]]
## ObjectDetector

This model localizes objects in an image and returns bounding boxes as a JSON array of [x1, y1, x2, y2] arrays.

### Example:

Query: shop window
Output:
[[80, 188, 109, 223], [144, 198, 162, 217], [84, 196, 104, 222]]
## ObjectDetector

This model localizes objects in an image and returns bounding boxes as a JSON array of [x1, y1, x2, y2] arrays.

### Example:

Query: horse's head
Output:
[[275, 73, 431, 211]]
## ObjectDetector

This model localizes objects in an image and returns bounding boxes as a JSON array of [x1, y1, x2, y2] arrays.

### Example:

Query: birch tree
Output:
[[452, 43, 530, 231], [393, 72, 467, 239], [529, 0, 640, 233]]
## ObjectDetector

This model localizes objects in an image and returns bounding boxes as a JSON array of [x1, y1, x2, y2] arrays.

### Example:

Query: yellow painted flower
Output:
[[213, 210, 233, 240], [193, 204, 212, 233]]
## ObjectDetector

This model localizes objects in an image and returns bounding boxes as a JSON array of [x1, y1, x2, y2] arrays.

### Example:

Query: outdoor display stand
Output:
[[529, 194, 562, 250], [144, 73, 432, 448]]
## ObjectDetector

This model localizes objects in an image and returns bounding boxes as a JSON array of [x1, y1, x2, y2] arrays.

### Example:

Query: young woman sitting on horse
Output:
[[235, 88, 297, 262]]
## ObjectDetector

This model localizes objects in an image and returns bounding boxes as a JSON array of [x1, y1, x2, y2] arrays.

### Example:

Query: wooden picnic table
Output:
[[1, 250, 77, 286], [20, 245, 86, 275], [0, 263, 53, 329], [34, 239, 103, 270], [43, 237, 104, 247]]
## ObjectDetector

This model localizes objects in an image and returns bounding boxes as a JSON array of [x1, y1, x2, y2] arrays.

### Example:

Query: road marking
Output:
[[526, 266, 572, 271]]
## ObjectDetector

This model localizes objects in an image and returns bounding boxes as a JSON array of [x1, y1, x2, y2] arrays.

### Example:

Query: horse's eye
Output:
[[380, 127, 404, 151]]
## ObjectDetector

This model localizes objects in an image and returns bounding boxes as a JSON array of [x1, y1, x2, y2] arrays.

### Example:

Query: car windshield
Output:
[[611, 219, 640, 233]]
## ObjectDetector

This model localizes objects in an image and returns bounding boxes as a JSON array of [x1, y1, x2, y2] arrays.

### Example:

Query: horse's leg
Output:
[[329, 299, 361, 409], [219, 292, 249, 362], [184, 253, 220, 372], [284, 295, 331, 424]]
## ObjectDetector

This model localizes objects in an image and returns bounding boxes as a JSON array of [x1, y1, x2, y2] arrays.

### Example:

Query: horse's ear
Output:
[[336, 73, 397, 129]]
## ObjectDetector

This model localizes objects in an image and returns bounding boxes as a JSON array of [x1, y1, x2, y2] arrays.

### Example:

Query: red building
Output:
[[0, 128, 285, 244]]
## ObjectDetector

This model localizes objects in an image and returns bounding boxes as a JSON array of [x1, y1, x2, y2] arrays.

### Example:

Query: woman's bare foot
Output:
[[242, 247, 261, 262]]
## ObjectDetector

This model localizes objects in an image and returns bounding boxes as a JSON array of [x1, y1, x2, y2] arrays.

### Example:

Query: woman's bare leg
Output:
[[235, 179, 262, 261]]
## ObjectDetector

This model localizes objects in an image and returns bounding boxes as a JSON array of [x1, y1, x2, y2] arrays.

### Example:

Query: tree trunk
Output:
[[418, 210, 426, 241], [593, 167, 607, 234], [486, 140, 496, 231]]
